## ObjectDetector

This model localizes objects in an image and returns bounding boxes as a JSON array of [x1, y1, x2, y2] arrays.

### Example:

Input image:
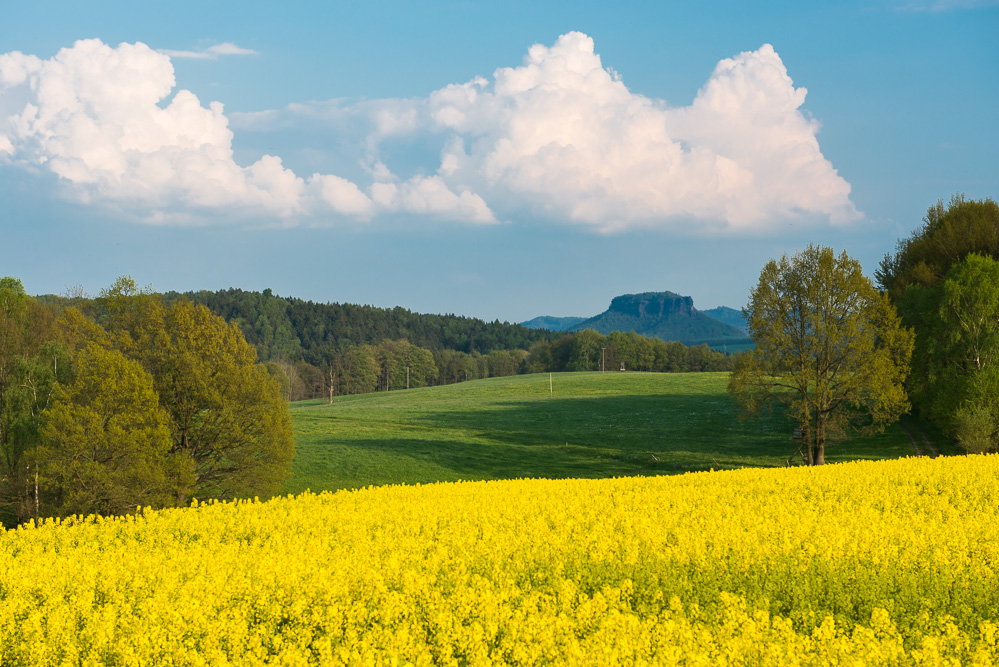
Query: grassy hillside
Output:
[[285, 372, 948, 495]]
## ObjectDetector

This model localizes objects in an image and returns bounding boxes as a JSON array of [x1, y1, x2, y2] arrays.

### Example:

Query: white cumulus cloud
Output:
[[0, 39, 493, 225], [420, 32, 858, 232], [1, 33, 857, 232]]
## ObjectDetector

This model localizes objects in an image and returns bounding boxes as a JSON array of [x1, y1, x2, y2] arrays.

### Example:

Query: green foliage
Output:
[[2, 342, 71, 466], [881, 195, 999, 452], [8, 279, 298, 522], [728, 246, 914, 465], [0, 278, 32, 483], [165, 287, 550, 363], [337, 345, 380, 395], [877, 194, 999, 301], [434, 348, 487, 384], [0, 278, 68, 524], [568, 329, 603, 371], [485, 348, 526, 377], [525, 330, 736, 375], [899, 253, 999, 453], [264, 361, 293, 400], [150, 301, 295, 502], [36, 344, 172, 517], [375, 339, 439, 390], [47, 287, 740, 402]]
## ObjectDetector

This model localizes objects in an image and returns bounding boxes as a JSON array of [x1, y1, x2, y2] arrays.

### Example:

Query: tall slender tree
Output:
[[0, 278, 68, 523]]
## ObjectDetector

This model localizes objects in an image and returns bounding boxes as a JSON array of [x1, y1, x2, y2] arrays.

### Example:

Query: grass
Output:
[[284, 371, 951, 495]]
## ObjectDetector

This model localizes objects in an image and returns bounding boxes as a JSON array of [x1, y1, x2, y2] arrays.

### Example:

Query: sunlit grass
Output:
[[285, 372, 944, 495]]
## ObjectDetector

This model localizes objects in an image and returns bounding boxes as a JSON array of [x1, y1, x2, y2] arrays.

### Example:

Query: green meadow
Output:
[[284, 372, 954, 495]]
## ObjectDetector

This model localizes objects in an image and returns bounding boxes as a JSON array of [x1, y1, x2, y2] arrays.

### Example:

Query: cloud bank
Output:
[[0, 39, 493, 226], [424, 33, 857, 231], [0, 34, 858, 232]]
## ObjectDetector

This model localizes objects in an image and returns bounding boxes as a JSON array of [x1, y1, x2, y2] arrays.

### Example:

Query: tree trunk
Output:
[[813, 412, 826, 465], [805, 423, 814, 466]]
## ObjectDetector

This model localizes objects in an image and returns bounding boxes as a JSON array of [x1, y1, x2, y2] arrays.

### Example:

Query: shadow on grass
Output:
[[287, 385, 942, 495], [412, 393, 791, 460], [296, 432, 777, 493], [291, 394, 792, 493]]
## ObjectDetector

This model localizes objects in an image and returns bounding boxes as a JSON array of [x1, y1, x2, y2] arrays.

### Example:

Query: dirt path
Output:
[[919, 428, 940, 458], [899, 419, 940, 458]]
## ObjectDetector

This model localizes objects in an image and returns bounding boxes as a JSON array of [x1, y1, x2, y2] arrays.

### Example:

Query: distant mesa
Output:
[[522, 291, 751, 349]]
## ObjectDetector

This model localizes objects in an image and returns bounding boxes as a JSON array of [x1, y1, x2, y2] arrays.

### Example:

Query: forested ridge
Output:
[[162, 288, 551, 363], [37, 286, 741, 403]]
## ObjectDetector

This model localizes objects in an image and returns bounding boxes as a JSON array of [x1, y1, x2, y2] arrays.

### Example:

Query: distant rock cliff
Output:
[[606, 291, 694, 319], [566, 291, 749, 345]]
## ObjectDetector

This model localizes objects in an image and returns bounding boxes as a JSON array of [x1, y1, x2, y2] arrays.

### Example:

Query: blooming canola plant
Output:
[[1, 455, 997, 665]]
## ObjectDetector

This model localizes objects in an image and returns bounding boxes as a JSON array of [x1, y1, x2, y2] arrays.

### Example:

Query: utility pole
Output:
[[407, 365, 410, 389], [601, 347, 606, 373]]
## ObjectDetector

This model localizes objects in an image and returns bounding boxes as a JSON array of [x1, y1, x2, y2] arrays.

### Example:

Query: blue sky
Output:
[[2, 0, 996, 322]]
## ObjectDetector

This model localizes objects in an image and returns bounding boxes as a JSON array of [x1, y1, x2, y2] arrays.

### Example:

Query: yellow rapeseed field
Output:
[[2, 455, 997, 666]]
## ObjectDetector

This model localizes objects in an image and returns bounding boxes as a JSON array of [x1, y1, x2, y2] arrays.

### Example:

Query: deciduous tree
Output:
[[729, 246, 914, 465], [36, 344, 172, 517], [55, 280, 296, 505], [0, 278, 68, 523], [877, 195, 999, 300], [340, 345, 379, 395], [569, 329, 604, 371], [155, 300, 294, 503], [899, 253, 999, 453]]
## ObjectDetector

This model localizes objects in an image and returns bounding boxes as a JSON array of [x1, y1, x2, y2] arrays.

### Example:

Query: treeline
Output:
[[47, 286, 741, 403], [267, 330, 738, 402], [162, 288, 552, 362], [139, 288, 739, 401], [0, 278, 293, 527], [876, 194, 999, 453]]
